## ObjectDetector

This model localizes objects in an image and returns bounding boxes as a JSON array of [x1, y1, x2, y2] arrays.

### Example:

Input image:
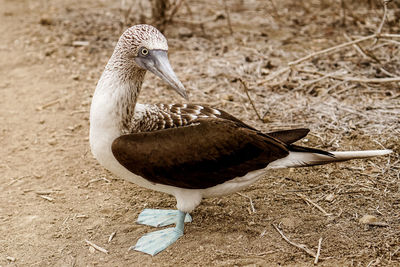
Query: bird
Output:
[[89, 24, 392, 256]]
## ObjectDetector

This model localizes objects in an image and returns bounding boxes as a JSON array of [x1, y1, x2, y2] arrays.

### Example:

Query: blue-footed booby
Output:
[[89, 24, 392, 256]]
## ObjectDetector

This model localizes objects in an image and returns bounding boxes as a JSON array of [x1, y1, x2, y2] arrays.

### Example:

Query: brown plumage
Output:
[[112, 104, 332, 189], [112, 118, 289, 189]]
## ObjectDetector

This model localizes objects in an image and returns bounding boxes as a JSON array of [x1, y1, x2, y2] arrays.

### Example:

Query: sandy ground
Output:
[[1, 0, 399, 266]]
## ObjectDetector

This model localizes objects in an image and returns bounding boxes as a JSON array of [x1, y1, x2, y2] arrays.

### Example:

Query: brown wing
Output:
[[112, 118, 289, 189]]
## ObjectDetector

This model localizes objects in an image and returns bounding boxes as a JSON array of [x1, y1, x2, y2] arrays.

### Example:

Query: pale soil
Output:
[[1, 0, 399, 266]]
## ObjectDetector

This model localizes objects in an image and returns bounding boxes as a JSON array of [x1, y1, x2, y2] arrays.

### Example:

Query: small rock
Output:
[[6, 256, 16, 262], [216, 13, 225, 20], [178, 27, 193, 38], [325, 193, 335, 202], [44, 49, 55, 57], [222, 94, 234, 101], [39, 16, 53, 26], [89, 246, 96, 254], [245, 56, 253, 62], [359, 215, 388, 227], [359, 214, 378, 224], [48, 139, 57, 146], [262, 116, 271, 123]]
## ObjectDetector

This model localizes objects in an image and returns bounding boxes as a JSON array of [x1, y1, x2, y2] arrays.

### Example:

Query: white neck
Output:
[[89, 64, 145, 164]]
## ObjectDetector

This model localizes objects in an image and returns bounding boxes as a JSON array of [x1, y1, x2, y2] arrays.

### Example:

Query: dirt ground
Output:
[[1, 0, 399, 266]]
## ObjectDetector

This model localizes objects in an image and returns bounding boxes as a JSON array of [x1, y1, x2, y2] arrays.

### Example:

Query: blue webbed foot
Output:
[[133, 210, 189, 256], [137, 208, 192, 227], [132, 227, 183, 256]]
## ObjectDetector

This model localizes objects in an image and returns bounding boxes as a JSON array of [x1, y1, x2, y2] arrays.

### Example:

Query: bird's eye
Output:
[[141, 48, 149, 56]]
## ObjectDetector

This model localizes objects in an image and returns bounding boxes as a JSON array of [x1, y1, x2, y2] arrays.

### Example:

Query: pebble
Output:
[[39, 16, 53, 26], [359, 214, 378, 224], [359, 214, 388, 226], [89, 246, 96, 254], [6, 256, 16, 262], [325, 193, 335, 202], [48, 139, 57, 146]]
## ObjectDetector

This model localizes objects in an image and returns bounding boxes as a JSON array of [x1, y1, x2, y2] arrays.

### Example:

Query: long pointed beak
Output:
[[135, 50, 188, 100]]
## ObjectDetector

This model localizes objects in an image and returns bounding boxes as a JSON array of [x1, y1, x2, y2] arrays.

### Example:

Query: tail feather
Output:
[[268, 149, 393, 169], [267, 128, 310, 145]]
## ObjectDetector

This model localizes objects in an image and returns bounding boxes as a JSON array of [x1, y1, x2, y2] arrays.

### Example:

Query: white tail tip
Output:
[[268, 149, 393, 169], [331, 149, 393, 160]]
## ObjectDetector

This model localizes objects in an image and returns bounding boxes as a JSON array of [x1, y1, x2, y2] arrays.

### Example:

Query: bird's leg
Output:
[[132, 210, 189, 256], [136, 208, 192, 227]]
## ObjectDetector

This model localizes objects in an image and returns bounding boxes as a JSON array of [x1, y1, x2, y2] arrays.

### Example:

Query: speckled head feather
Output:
[[119, 24, 168, 55], [106, 24, 169, 78]]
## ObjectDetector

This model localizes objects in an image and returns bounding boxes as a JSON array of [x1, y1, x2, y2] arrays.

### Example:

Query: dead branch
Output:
[[288, 34, 378, 67], [236, 192, 256, 213], [36, 98, 61, 111], [239, 78, 263, 122], [333, 76, 400, 83], [298, 69, 400, 84], [85, 239, 109, 254], [272, 224, 319, 259], [259, 31, 400, 85], [343, 33, 380, 63], [223, 0, 233, 35], [108, 232, 116, 243], [166, 0, 185, 25], [151, 0, 185, 32], [314, 237, 323, 264], [39, 195, 54, 202], [376, 0, 392, 37], [296, 193, 332, 216], [85, 177, 111, 187]]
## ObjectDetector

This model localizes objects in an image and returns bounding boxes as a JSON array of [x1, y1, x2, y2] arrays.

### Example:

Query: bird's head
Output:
[[115, 24, 188, 100]]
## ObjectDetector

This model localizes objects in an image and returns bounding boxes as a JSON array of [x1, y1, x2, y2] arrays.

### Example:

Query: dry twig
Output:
[[108, 232, 116, 243], [39, 195, 54, 202], [6, 256, 16, 262], [298, 69, 400, 84], [314, 237, 323, 264], [288, 34, 380, 67], [343, 33, 380, 63], [85, 239, 109, 254], [375, 0, 392, 37], [36, 98, 61, 111], [236, 192, 256, 213], [223, 0, 233, 35], [85, 177, 111, 187], [259, 32, 400, 85], [329, 76, 400, 83], [239, 78, 263, 122], [272, 224, 318, 259], [166, 0, 185, 25], [296, 193, 332, 216]]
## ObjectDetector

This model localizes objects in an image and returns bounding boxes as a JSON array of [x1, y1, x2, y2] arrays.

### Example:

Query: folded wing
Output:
[[112, 118, 290, 189]]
